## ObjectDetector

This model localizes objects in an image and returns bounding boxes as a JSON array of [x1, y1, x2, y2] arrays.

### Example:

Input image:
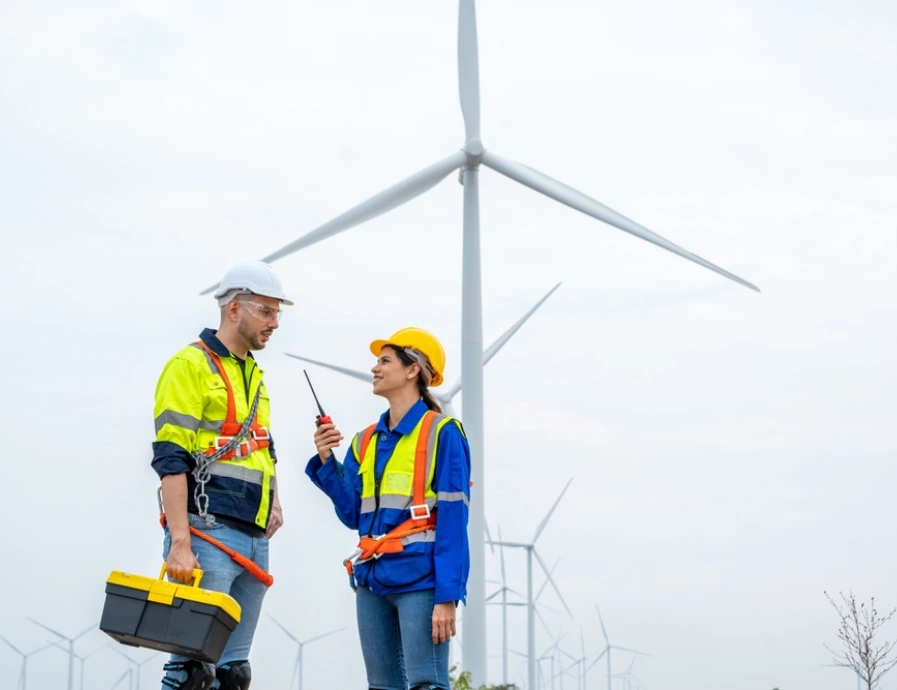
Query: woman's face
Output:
[[371, 345, 415, 397]]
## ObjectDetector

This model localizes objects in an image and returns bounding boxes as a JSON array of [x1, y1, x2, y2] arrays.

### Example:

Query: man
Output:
[[151, 260, 292, 690]]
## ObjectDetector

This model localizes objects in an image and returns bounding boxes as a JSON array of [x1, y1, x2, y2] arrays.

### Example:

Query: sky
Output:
[[1, 0, 895, 689]]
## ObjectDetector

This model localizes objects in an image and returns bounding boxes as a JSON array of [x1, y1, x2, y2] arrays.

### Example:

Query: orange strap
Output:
[[357, 423, 376, 467], [412, 411, 436, 513], [195, 340, 269, 456], [160, 513, 274, 587], [196, 340, 238, 429]]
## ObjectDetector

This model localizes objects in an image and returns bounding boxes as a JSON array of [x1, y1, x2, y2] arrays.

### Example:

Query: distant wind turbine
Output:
[[822, 662, 861, 690], [48, 640, 108, 690], [1, 637, 56, 690], [487, 477, 575, 690], [585, 605, 651, 690], [285, 281, 561, 419], [268, 615, 343, 690], [26, 618, 97, 690], [108, 645, 162, 690]]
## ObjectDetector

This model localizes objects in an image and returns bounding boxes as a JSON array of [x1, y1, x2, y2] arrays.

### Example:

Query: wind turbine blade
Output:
[[481, 150, 760, 293], [302, 628, 343, 646], [534, 607, 554, 638], [267, 615, 300, 644], [0, 635, 23, 655], [484, 519, 495, 555], [74, 623, 97, 641], [199, 151, 468, 294], [595, 603, 610, 645], [26, 618, 68, 640], [483, 282, 561, 369], [441, 282, 561, 400], [611, 645, 652, 658], [457, 0, 480, 142], [284, 354, 372, 384], [534, 556, 560, 603], [533, 549, 573, 617], [497, 525, 507, 584], [585, 648, 608, 673], [532, 477, 573, 543]]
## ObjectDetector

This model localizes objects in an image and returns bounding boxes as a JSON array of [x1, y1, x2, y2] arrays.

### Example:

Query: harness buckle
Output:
[[252, 426, 270, 442], [409, 503, 431, 520]]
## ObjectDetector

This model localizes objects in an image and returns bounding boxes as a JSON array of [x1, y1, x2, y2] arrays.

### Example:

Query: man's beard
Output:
[[238, 317, 270, 350]]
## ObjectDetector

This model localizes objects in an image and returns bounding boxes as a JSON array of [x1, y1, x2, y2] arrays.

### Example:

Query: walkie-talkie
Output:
[[303, 370, 332, 428]]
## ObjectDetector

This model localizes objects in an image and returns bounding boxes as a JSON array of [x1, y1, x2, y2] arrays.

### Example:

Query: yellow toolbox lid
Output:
[[106, 564, 242, 623]]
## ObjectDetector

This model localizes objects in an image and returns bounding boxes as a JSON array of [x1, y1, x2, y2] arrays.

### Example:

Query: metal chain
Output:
[[191, 383, 263, 524]]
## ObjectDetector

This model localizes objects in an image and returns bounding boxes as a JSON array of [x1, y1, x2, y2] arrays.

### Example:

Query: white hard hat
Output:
[[213, 261, 294, 306]]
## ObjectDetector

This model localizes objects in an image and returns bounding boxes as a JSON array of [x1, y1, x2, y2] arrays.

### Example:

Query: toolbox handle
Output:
[[158, 562, 204, 588]]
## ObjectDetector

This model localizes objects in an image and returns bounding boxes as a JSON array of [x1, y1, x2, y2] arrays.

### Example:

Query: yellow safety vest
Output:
[[154, 339, 276, 529]]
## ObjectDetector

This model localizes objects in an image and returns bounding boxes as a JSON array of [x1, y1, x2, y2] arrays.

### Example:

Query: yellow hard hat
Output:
[[370, 327, 446, 387]]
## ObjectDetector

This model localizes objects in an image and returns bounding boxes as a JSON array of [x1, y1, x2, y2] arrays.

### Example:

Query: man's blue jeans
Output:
[[356, 586, 450, 690], [159, 512, 269, 689]]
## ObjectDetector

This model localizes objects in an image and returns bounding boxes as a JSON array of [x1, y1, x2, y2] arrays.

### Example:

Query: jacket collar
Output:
[[375, 398, 429, 436], [199, 328, 255, 360]]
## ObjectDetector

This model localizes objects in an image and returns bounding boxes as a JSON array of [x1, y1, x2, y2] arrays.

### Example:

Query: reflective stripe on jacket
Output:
[[151, 328, 277, 531], [306, 399, 471, 604]]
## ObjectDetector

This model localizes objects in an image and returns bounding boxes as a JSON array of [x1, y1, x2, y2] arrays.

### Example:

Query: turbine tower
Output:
[[199, 2, 760, 682], [268, 615, 342, 690], [286, 281, 561, 418], [487, 478, 575, 690]]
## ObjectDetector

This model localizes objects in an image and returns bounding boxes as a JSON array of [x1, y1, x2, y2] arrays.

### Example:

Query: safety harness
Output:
[[342, 410, 439, 591], [157, 339, 274, 588]]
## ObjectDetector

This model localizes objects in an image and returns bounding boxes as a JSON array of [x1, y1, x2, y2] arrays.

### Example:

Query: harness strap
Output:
[[343, 410, 440, 586], [195, 340, 269, 458]]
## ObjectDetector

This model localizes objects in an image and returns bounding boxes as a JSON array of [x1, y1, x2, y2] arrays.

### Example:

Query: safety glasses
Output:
[[238, 299, 283, 323]]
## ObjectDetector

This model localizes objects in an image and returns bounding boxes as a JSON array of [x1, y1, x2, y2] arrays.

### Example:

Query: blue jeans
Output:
[[159, 512, 269, 689], [356, 586, 450, 690]]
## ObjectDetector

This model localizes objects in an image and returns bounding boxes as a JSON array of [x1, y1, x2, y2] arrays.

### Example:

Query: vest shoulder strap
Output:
[[356, 423, 377, 465], [412, 410, 439, 513]]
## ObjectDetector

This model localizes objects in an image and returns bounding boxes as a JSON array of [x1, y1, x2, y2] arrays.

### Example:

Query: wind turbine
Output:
[[486, 477, 575, 690], [48, 640, 109, 690], [267, 615, 342, 690], [822, 662, 862, 690], [199, 2, 760, 682], [26, 618, 97, 690], [285, 281, 561, 419], [585, 605, 651, 690], [108, 645, 162, 690], [0, 637, 56, 690]]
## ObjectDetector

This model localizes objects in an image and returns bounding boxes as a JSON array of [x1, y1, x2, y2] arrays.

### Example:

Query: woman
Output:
[[305, 326, 471, 690]]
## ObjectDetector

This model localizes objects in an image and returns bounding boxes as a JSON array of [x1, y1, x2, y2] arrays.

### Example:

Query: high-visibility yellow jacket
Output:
[[151, 328, 277, 532]]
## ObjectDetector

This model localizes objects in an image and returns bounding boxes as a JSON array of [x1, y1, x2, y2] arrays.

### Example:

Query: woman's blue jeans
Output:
[[355, 586, 450, 690]]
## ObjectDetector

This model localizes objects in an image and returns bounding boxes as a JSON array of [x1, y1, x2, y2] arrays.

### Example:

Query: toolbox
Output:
[[99, 564, 241, 664]]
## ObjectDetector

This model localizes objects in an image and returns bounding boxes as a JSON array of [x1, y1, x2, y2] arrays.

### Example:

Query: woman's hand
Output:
[[432, 601, 457, 644], [314, 422, 344, 463]]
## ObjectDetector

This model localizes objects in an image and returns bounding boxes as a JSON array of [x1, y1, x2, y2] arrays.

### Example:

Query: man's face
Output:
[[235, 294, 281, 350]]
